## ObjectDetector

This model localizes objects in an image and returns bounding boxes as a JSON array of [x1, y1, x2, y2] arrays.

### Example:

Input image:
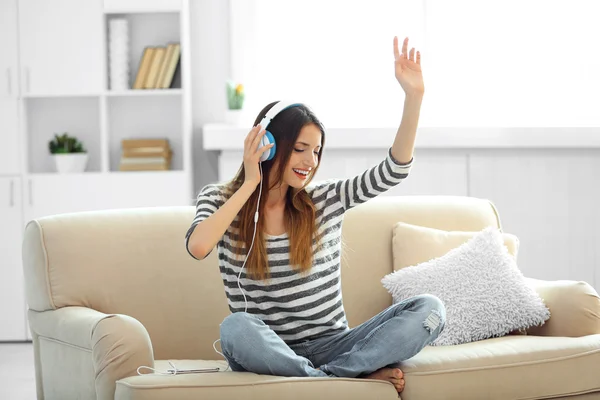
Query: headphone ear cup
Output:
[[259, 131, 276, 162]]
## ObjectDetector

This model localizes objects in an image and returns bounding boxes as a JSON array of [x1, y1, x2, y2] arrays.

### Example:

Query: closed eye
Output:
[[294, 148, 320, 155]]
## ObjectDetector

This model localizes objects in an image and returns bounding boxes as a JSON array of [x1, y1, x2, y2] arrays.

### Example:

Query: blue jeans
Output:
[[219, 294, 446, 378]]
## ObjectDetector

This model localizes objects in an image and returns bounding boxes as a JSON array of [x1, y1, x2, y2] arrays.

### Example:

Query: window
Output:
[[422, 0, 599, 127], [229, 0, 599, 127]]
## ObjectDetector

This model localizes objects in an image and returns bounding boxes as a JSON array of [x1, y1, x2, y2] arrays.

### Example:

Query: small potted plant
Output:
[[225, 80, 245, 125], [48, 133, 89, 173]]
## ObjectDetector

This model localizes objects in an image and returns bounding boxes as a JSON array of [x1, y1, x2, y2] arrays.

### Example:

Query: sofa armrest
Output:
[[29, 306, 154, 400], [525, 278, 600, 337]]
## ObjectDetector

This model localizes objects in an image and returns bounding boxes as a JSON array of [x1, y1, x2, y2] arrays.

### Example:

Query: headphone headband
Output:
[[257, 100, 302, 130], [256, 100, 304, 162]]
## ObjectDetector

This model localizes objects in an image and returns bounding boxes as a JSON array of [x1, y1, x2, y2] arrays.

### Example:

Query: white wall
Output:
[[189, 0, 600, 193], [189, 0, 230, 194]]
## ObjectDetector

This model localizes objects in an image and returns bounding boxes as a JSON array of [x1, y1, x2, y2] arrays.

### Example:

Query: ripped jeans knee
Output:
[[423, 308, 443, 334], [408, 294, 446, 335]]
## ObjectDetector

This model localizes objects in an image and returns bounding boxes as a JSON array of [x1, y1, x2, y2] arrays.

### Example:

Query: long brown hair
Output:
[[223, 101, 326, 281]]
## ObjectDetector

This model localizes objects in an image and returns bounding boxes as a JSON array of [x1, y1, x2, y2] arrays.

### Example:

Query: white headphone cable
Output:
[[212, 161, 263, 370], [136, 361, 180, 375], [138, 164, 263, 375]]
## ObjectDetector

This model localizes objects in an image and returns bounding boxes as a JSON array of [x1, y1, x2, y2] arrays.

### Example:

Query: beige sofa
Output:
[[22, 195, 600, 400]]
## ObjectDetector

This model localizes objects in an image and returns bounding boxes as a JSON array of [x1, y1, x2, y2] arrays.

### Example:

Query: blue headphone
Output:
[[257, 100, 302, 162]]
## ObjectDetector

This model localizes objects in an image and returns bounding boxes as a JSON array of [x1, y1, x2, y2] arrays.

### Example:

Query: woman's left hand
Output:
[[394, 36, 424, 96]]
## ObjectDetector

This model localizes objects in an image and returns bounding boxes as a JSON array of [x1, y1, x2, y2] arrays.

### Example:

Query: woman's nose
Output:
[[305, 156, 317, 167]]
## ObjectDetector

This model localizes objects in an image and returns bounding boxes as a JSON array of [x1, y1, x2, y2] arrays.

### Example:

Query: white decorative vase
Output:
[[108, 18, 129, 91], [53, 153, 89, 173], [225, 109, 244, 126]]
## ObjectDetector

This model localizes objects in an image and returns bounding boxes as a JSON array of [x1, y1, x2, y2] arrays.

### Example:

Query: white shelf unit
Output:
[[24, 96, 103, 173], [105, 89, 183, 97], [0, 0, 193, 342]]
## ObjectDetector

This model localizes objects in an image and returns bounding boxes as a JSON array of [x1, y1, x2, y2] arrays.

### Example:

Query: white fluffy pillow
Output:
[[381, 226, 550, 346]]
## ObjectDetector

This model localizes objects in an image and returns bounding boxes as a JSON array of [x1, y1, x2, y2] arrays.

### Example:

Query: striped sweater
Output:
[[185, 148, 413, 345]]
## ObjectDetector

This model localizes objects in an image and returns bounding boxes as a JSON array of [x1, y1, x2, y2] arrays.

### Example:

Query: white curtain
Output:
[[229, 0, 599, 128]]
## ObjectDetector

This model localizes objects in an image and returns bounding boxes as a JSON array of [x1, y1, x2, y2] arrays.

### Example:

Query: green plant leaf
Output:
[[48, 132, 86, 154]]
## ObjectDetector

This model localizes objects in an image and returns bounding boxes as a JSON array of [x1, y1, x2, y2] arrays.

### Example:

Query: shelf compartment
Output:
[[105, 12, 181, 91], [24, 97, 102, 174], [106, 95, 183, 172]]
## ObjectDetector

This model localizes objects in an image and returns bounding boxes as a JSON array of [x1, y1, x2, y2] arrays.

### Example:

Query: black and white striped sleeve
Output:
[[184, 184, 224, 260], [332, 148, 413, 212]]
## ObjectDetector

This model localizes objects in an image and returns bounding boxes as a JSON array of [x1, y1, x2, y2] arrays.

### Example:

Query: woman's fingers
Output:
[[244, 126, 262, 158], [244, 125, 273, 161], [251, 128, 267, 152], [258, 143, 275, 155], [393, 36, 401, 60], [245, 124, 261, 145]]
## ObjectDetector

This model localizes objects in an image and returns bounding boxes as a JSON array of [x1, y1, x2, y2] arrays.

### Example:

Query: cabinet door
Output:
[[0, 177, 27, 341], [0, 99, 20, 176], [23, 174, 107, 222], [18, 0, 104, 95], [0, 0, 21, 175], [23, 172, 192, 225]]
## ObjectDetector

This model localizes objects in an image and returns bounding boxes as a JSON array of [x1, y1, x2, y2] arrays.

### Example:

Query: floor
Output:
[[0, 342, 36, 400]]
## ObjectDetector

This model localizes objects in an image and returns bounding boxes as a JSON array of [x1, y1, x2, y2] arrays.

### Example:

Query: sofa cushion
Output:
[[391, 222, 524, 340], [115, 360, 400, 400], [391, 221, 520, 270], [383, 226, 550, 345], [115, 335, 600, 400], [399, 334, 600, 400]]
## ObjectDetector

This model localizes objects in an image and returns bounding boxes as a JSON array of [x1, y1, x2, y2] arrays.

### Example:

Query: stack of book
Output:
[[132, 43, 181, 89], [119, 139, 172, 171]]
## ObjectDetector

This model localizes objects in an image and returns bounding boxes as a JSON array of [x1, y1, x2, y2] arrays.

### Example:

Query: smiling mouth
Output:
[[293, 168, 309, 179]]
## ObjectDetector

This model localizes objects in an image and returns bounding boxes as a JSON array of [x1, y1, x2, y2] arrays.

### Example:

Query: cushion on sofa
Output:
[[398, 334, 600, 400], [382, 225, 550, 345], [115, 360, 400, 400], [391, 221, 520, 270], [114, 335, 600, 400]]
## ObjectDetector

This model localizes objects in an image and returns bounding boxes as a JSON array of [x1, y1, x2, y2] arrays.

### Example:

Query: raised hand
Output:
[[393, 36, 424, 96]]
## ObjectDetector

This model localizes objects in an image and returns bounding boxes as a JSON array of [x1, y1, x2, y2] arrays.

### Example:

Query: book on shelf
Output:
[[119, 163, 170, 171], [169, 53, 181, 89], [119, 138, 172, 171], [122, 148, 172, 158], [132, 47, 155, 89], [143, 47, 166, 89], [160, 43, 181, 89], [155, 44, 173, 89], [122, 138, 170, 148], [132, 43, 181, 90], [120, 156, 170, 164]]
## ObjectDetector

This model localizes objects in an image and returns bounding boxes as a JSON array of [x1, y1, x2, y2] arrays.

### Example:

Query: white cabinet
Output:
[[18, 0, 104, 95], [23, 172, 191, 222], [0, 98, 20, 175], [0, 0, 19, 97], [0, 177, 26, 341], [0, 0, 21, 175], [0, 0, 193, 343], [23, 174, 107, 221]]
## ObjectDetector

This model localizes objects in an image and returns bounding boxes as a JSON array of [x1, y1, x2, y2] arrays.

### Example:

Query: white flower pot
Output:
[[225, 109, 245, 126], [53, 153, 89, 174]]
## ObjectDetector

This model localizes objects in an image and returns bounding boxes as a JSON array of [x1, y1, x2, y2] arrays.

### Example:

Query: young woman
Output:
[[185, 37, 445, 394]]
